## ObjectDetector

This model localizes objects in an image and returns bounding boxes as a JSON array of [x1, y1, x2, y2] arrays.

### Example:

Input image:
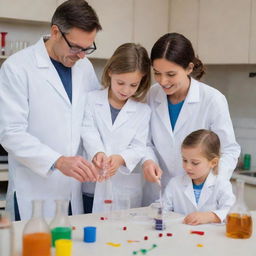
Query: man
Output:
[[0, 0, 102, 220]]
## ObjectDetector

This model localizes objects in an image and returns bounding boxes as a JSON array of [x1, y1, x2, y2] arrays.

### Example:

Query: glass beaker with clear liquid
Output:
[[226, 179, 253, 239], [22, 200, 51, 256]]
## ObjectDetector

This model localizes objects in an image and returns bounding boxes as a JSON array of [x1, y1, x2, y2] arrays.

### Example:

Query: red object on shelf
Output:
[[158, 233, 163, 237], [166, 233, 173, 237], [1, 32, 7, 47], [100, 217, 105, 220], [144, 236, 148, 240], [104, 199, 113, 204], [122, 226, 127, 231], [190, 230, 205, 236]]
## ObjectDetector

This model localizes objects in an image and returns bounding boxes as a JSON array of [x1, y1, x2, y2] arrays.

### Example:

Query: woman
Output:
[[142, 33, 240, 205]]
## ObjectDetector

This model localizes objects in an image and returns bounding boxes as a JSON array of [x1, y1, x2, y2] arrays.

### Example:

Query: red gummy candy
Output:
[[190, 231, 204, 235], [144, 236, 148, 240], [104, 199, 113, 204]]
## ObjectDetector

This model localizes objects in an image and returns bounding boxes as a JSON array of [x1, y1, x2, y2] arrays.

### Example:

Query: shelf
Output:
[[0, 16, 50, 25], [0, 181, 7, 209], [0, 164, 8, 181], [0, 56, 8, 60]]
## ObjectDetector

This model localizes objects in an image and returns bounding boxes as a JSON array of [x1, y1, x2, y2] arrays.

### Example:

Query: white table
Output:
[[12, 207, 256, 256]]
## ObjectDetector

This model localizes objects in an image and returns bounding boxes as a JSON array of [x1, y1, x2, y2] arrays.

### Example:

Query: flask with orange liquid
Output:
[[22, 200, 51, 256], [226, 179, 253, 239]]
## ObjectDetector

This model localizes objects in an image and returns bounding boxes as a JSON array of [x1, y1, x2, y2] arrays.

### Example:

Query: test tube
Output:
[[1, 32, 8, 56]]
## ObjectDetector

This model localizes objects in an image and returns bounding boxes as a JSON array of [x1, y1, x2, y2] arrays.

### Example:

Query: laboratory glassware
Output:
[[22, 200, 51, 256], [226, 179, 253, 239], [1, 32, 8, 56]]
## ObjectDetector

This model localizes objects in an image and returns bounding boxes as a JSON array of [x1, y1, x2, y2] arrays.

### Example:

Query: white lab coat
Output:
[[81, 88, 151, 212], [143, 78, 240, 205], [0, 38, 100, 220], [162, 172, 235, 222]]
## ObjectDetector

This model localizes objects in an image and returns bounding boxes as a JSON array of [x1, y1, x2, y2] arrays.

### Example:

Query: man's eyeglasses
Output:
[[59, 29, 96, 55]]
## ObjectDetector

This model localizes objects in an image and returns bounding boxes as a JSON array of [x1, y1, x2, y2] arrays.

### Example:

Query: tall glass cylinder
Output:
[[226, 179, 253, 239], [22, 200, 51, 256]]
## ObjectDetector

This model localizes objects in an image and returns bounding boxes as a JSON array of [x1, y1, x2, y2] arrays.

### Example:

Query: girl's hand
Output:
[[92, 152, 108, 181], [183, 212, 220, 225], [105, 154, 125, 177], [142, 160, 163, 182], [92, 152, 107, 169]]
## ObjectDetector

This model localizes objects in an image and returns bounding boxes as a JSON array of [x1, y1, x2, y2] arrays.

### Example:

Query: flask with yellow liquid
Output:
[[226, 179, 253, 239]]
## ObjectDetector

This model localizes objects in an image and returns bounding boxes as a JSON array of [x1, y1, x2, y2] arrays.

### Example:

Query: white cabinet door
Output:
[[249, 0, 256, 63], [88, 0, 133, 59], [169, 0, 199, 53], [133, 0, 169, 54], [198, 0, 250, 64], [0, 0, 56, 23]]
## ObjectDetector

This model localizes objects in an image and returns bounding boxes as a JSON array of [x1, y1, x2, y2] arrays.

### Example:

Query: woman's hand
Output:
[[183, 212, 220, 225], [142, 160, 163, 182]]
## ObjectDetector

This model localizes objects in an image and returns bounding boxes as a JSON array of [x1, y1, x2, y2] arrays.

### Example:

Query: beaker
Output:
[[113, 189, 131, 220], [22, 200, 51, 256], [226, 179, 253, 239], [50, 200, 72, 247], [1, 32, 8, 56], [0, 210, 14, 256]]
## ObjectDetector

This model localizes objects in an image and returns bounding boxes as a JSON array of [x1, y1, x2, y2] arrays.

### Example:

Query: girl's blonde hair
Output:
[[182, 129, 221, 174], [101, 43, 151, 102]]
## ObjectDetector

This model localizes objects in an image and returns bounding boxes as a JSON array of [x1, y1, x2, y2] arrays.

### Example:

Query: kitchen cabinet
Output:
[[133, 0, 169, 53], [169, 0, 251, 64], [0, 0, 57, 23], [198, 0, 251, 64], [169, 0, 199, 53], [88, 0, 133, 59], [88, 0, 169, 59], [249, 0, 256, 63]]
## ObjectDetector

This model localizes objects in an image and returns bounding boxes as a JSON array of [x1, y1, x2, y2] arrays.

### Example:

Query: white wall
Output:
[[202, 65, 256, 169]]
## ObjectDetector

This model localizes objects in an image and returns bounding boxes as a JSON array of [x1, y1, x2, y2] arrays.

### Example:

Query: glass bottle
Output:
[[50, 200, 72, 247], [0, 210, 14, 256], [226, 179, 253, 239], [22, 200, 51, 256]]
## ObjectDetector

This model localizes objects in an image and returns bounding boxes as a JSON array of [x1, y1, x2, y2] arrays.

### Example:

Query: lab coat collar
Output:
[[154, 78, 201, 134], [94, 88, 137, 130], [183, 171, 216, 209], [34, 37, 81, 106]]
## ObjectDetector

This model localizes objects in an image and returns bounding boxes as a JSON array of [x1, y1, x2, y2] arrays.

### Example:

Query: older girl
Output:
[[81, 43, 151, 213]]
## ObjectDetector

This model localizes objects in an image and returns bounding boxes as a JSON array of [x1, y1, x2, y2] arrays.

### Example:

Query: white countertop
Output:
[[12, 207, 256, 256], [232, 169, 256, 186]]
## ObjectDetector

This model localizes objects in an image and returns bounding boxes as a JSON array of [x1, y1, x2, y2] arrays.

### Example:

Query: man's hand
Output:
[[142, 160, 162, 182], [55, 156, 98, 182]]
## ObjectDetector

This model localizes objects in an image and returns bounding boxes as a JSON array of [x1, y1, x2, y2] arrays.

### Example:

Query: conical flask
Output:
[[22, 200, 51, 256], [226, 179, 253, 239], [50, 200, 72, 247]]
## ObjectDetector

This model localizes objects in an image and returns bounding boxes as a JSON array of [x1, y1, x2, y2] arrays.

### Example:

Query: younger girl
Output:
[[81, 43, 151, 213], [163, 129, 235, 225]]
